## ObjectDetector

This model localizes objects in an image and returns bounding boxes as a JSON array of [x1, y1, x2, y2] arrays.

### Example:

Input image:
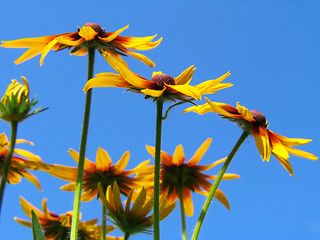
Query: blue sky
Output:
[[0, 1, 319, 239]]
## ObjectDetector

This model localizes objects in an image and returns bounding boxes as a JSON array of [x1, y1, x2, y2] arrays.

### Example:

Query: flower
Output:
[[98, 182, 175, 238], [84, 52, 232, 101], [183, 98, 318, 176], [46, 147, 153, 202], [0, 76, 46, 123], [14, 197, 121, 240], [146, 138, 240, 216], [1, 23, 162, 67], [0, 132, 43, 190]]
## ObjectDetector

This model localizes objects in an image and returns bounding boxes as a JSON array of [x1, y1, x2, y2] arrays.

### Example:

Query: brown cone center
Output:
[[83, 23, 103, 33], [151, 74, 175, 89], [250, 110, 267, 127]]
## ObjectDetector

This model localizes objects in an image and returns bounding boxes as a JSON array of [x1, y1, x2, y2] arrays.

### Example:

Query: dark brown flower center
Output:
[[83, 23, 103, 33], [250, 110, 267, 127], [151, 74, 175, 89]]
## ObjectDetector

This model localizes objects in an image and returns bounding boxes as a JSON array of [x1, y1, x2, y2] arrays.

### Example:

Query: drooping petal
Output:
[[112, 151, 130, 175], [19, 197, 46, 219], [251, 126, 272, 161], [123, 49, 155, 68], [236, 102, 255, 122], [14, 47, 45, 65], [60, 182, 76, 191], [20, 171, 42, 191], [96, 147, 112, 172], [84, 73, 129, 92], [145, 145, 173, 166], [272, 152, 294, 176], [39, 39, 59, 66], [70, 47, 87, 56], [188, 138, 212, 166], [283, 144, 318, 160], [270, 131, 313, 146], [141, 88, 166, 98], [174, 65, 196, 85], [182, 188, 194, 216], [82, 189, 99, 202], [172, 145, 185, 166], [268, 130, 290, 159], [14, 217, 32, 227], [166, 84, 202, 100], [56, 33, 84, 46], [205, 98, 241, 118], [214, 189, 230, 210], [196, 157, 226, 171]]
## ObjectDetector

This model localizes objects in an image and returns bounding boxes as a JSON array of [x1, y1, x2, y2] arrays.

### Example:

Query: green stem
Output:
[[154, 99, 164, 240], [0, 121, 18, 214], [191, 130, 250, 240], [101, 204, 106, 240], [124, 232, 130, 240], [178, 188, 187, 240], [70, 47, 95, 240]]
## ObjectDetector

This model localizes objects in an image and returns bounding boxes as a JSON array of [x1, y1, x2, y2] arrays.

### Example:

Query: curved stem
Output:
[[191, 130, 250, 240], [0, 121, 18, 214], [154, 99, 164, 240], [178, 189, 187, 240], [101, 204, 106, 240], [70, 47, 95, 240]]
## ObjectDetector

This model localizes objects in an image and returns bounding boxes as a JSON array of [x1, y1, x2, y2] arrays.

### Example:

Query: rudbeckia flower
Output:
[[46, 147, 153, 202], [0, 132, 43, 190], [146, 138, 240, 216], [14, 197, 121, 240], [98, 182, 175, 239], [184, 98, 318, 176], [1, 23, 162, 67], [84, 53, 232, 101]]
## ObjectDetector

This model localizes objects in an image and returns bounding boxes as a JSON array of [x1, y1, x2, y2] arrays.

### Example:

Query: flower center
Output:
[[83, 23, 103, 33], [250, 110, 267, 127], [151, 74, 175, 89]]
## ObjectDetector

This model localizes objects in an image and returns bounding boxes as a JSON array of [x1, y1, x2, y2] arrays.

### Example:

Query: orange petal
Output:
[[95, 147, 111, 172], [268, 130, 289, 159], [251, 126, 272, 161], [214, 189, 230, 209], [188, 138, 212, 166], [172, 145, 185, 166]]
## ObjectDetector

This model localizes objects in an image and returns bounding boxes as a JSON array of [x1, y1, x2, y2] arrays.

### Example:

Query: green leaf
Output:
[[31, 210, 45, 240]]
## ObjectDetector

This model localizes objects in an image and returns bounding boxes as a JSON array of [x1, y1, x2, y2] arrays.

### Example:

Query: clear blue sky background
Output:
[[0, 1, 319, 239]]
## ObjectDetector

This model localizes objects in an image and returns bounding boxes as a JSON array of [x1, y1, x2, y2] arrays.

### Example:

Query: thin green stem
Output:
[[191, 130, 250, 240], [124, 232, 130, 240], [154, 99, 164, 240], [178, 189, 187, 240], [101, 204, 106, 240], [70, 47, 95, 240], [0, 121, 18, 214]]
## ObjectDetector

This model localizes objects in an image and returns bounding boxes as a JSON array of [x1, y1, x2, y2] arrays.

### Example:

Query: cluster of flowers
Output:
[[0, 23, 317, 240]]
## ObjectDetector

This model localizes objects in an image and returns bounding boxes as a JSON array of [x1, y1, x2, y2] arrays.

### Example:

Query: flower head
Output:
[[1, 23, 162, 67], [0, 76, 46, 123], [14, 197, 120, 240], [98, 182, 175, 238], [146, 138, 240, 216], [184, 98, 318, 176], [0, 132, 43, 190], [84, 53, 232, 101], [47, 147, 153, 202]]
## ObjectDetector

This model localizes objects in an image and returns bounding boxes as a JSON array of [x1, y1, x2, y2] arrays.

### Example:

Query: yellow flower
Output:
[[84, 53, 232, 101], [46, 147, 153, 201], [1, 23, 162, 67], [0, 132, 43, 190], [184, 98, 318, 176], [14, 197, 121, 240], [98, 182, 175, 238], [0, 76, 47, 123], [146, 138, 240, 216]]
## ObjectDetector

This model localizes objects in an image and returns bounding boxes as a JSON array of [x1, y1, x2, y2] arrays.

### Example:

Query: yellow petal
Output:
[[152, 71, 164, 77], [96, 147, 111, 172], [131, 188, 147, 216], [197, 157, 226, 171], [48, 165, 78, 182], [167, 84, 201, 100], [270, 131, 313, 146], [272, 152, 294, 176], [188, 138, 212, 166], [124, 159, 151, 175], [141, 88, 166, 97], [20, 171, 42, 191], [39, 39, 59, 66], [208, 173, 240, 180], [284, 145, 318, 160], [14, 217, 32, 227], [214, 189, 230, 210], [172, 145, 185, 166], [145, 145, 173, 166], [268, 130, 290, 159], [68, 148, 96, 172], [174, 65, 196, 85], [112, 151, 130, 175], [60, 182, 76, 191], [99, 25, 129, 42], [182, 103, 213, 115], [182, 188, 194, 216], [236, 102, 254, 122], [78, 26, 98, 41], [1, 35, 59, 47], [195, 72, 232, 95], [123, 49, 156, 68], [19, 197, 45, 219], [251, 126, 272, 161], [14, 149, 41, 162], [121, 34, 162, 50], [70, 47, 87, 56], [81, 189, 98, 202], [14, 47, 44, 65], [205, 98, 240, 118], [84, 73, 129, 92]]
